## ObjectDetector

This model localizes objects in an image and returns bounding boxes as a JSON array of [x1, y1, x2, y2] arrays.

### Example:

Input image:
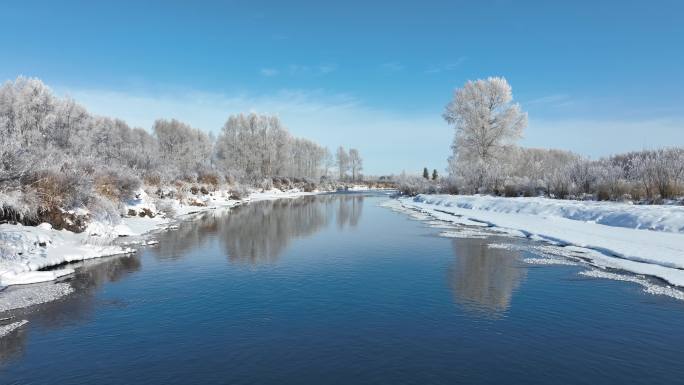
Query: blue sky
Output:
[[2, 0, 683, 174]]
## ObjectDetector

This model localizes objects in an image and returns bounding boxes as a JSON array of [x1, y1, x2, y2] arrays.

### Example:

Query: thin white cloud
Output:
[[524, 94, 572, 107], [260, 68, 280, 77], [259, 64, 338, 77], [288, 64, 338, 76], [425, 57, 467, 74], [380, 62, 405, 72], [317, 64, 337, 74]]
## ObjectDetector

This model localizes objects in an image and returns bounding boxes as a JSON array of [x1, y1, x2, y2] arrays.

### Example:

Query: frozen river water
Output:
[[2, 193, 684, 384]]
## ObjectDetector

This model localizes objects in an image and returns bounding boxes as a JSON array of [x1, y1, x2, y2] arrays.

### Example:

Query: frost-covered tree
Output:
[[215, 113, 327, 182], [444, 77, 527, 191], [349, 148, 363, 181], [628, 148, 684, 200], [336, 146, 350, 180], [153, 118, 212, 178], [50, 97, 89, 152], [322, 148, 334, 179], [444, 77, 527, 163], [0, 76, 360, 227]]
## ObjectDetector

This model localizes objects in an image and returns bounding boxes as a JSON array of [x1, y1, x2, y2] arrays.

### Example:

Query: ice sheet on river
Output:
[[0, 282, 73, 312], [0, 320, 28, 338]]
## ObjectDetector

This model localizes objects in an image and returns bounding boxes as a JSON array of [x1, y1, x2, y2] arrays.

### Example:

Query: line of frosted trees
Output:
[[334, 146, 363, 181], [0, 76, 362, 224], [400, 76, 684, 202]]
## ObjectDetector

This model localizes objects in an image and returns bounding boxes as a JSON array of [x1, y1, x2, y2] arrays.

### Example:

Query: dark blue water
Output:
[[2, 194, 684, 384]]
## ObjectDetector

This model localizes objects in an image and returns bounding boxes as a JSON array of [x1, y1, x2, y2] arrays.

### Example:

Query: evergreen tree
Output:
[[432, 169, 438, 180], [423, 167, 429, 179]]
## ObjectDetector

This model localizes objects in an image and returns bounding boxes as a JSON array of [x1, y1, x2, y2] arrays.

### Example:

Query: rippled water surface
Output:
[[2, 193, 684, 384]]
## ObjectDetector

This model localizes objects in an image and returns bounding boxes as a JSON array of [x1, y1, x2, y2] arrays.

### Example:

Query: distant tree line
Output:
[[0, 76, 363, 225], [400, 77, 684, 201], [335, 146, 363, 181]]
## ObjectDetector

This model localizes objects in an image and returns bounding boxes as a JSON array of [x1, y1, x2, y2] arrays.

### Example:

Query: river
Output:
[[2, 193, 684, 384]]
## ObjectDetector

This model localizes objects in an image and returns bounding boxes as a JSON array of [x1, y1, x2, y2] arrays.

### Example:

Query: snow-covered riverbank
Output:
[[0, 188, 323, 289], [393, 194, 684, 287]]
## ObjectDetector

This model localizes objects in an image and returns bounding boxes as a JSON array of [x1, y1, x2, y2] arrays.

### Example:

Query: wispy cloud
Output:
[[317, 64, 337, 75], [524, 94, 573, 107], [260, 68, 280, 77], [380, 62, 405, 72], [289, 64, 338, 76], [260, 64, 338, 77], [425, 57, 467, 74]]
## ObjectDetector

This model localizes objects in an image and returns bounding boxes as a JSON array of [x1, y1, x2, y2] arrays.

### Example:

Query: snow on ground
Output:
[[344, 185, 395, 192], [414, 194, 684, 233], [391, 194, 684, 291], [247, 188, 319, 201], [0, 223, 134, 286]]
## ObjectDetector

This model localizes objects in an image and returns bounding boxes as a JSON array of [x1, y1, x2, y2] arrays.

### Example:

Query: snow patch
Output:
[[580, 270, 684, 301], [523, 257, 579, 266], [486, 243, 581, 265], [439, 229, 490, 239]]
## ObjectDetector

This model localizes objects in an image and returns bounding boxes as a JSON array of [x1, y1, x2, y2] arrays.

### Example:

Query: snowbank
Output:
[[248, 188, 319, 201], [414, 194, 684, 233], [0, 223, 134, 286], [397, 194, 684, 287]]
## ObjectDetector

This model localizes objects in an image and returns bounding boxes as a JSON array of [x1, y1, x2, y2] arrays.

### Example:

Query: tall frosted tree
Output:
[[336, 146, 349, 180], [349, 148, 363, 181], [443, 77, 527, 191], [322, 148, 334, 178]]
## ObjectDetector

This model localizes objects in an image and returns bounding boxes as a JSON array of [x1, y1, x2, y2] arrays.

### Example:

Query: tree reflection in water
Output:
[[152, 194, 364, 264], [448, 237, 527, 317], [0, 194, 366, 363]]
